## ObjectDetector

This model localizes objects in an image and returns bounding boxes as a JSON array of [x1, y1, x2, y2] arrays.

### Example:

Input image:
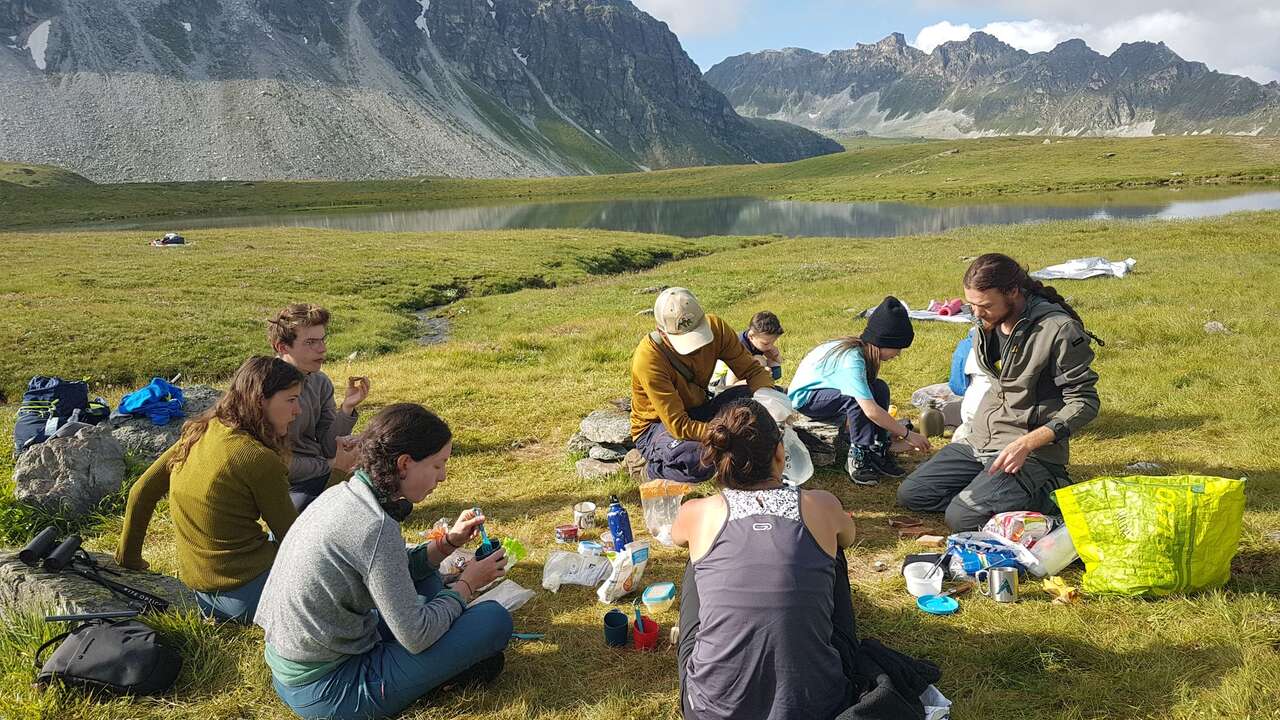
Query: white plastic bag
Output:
[[470, 579, 534, 612], [752, 389, 813, 486], [541, 551, 611, 592], [597, 541, 650, 604]]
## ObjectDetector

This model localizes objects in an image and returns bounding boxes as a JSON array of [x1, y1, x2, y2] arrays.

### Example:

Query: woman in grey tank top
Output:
[[673, 399, 859, 720]]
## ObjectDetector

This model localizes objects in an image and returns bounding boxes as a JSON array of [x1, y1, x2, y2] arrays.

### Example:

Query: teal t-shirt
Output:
[[787, 341, 874, 409]]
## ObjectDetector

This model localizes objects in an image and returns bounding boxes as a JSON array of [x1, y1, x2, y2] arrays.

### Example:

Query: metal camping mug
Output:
[[976, 567, 1019, 603], [574, 501, 597, 529]]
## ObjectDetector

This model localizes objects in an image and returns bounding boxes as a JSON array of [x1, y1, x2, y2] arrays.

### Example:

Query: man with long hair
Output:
[[897, 254, 1101, 531]]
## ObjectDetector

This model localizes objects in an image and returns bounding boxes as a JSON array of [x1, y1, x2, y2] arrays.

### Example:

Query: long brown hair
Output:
[[819, 337, 883, 382], [357, 403, 453, 498], [963, 253, 1103, 344], [700, 399, 783, 489], [168, 356, 304, 471]]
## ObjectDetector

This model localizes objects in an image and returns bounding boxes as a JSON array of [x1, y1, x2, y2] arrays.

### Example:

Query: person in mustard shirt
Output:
[[629, 288, 775, 483], [115, 356, 304, 623]]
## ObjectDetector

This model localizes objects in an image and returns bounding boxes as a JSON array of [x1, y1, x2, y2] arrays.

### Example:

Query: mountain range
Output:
[[704, 32, 1280, 138], [0, 0, 840, 182]]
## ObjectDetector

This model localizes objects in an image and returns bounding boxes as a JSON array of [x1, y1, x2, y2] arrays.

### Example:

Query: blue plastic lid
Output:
[[917, 594, 959, 615], [642, 581, 676, 603]]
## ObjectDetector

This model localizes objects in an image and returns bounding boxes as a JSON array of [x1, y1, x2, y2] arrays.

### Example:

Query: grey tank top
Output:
[[684, 486, 849, 720]]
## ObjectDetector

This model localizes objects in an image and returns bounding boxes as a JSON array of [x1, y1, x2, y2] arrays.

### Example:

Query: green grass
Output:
[[4, 136, 1280, 228], [1, 209, 1278, 719], [0, 229, 761, 398], [0, 161, 91, 189]]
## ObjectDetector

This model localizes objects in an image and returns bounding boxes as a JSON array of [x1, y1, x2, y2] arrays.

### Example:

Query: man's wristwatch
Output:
[[896, 429, 911, 441]]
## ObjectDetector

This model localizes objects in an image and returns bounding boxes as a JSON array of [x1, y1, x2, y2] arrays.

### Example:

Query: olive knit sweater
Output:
[[115, 420, 298, 592]]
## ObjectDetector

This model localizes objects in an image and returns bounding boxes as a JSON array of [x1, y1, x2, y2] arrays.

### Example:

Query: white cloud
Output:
[[630, 0, 745, 38], [910, 5, 1280, 84]]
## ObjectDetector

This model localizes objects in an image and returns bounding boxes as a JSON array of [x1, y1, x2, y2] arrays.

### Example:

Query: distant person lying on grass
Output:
[[898, 253, 1101, 531], [269, 303, 370, 512], [709, 310, 786, 392], [115, 356, 304, 623], [630, 287, 775, 483], [255, 403, 512, 720], [788, 296, 933, 486]]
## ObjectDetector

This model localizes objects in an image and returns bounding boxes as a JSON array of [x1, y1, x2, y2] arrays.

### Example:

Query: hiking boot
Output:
[[622, 448, 649, 483], [846, 446, 881, 486], [866, 445, 907, 479]]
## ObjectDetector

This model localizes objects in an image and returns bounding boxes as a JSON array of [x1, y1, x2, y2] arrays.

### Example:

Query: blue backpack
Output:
[[13, 377, 110, 455]]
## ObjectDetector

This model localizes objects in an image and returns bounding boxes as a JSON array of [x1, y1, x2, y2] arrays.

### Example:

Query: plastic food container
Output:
[[1028, 524, 1079, 577], [641, 581, 677, 613], [903, 562, 943, 597], [639, 480, 693, 546]]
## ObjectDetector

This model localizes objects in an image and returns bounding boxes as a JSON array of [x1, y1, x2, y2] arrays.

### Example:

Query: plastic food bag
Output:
[[541, 551, 611, 592], [752, 389, 813, 486], [1055, 475, 1246, 596], [469, 579, 535, 612], [597, 540, 650, 604], [982, 511, 1053, 549], [640, 480, 693, 546], [945, 531, 1039, 578]]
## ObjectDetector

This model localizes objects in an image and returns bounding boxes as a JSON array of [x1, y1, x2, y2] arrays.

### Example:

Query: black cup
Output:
[[603, 609, 629, 647]]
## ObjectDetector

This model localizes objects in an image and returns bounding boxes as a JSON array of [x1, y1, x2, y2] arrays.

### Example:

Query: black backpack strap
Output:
[[34, 630, 74, 670]]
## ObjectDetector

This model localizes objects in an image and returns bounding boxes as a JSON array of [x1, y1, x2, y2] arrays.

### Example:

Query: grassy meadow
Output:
[[1, 140, 1278, 720], [3, 135, 1280, 228], [0, 135, 1274, 717]]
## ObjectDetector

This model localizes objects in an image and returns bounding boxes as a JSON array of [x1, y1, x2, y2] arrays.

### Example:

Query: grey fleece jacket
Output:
[[254, 479, 465, 660], [967, 294, 1100, 466], [287, 370, 357, 485]]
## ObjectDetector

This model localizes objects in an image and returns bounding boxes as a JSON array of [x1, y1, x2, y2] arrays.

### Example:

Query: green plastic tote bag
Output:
[[1055, 475, 1246, 596]]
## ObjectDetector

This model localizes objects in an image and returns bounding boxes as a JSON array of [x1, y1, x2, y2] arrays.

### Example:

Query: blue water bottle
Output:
[[606, 495, 633, 552]]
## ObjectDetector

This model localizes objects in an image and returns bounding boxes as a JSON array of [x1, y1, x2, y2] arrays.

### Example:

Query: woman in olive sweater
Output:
[[115, 356, 304, 623]]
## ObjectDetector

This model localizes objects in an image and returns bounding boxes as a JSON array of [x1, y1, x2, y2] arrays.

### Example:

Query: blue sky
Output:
[[629, 0, 1280, 83]]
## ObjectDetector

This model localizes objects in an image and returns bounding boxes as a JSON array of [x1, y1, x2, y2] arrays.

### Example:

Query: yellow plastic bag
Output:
[[1055, 475, 1246, 597]]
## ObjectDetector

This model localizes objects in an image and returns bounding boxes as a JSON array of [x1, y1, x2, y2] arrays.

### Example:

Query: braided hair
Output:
[[963, 253, 1105, 346]]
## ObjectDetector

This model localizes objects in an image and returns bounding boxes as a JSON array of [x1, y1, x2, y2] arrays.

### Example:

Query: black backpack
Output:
[[35, 618, 182, 696], [14, 376, 110, 455]]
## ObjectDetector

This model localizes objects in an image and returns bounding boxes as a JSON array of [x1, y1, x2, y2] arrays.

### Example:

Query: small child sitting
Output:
[[710, 311, 784, 393]]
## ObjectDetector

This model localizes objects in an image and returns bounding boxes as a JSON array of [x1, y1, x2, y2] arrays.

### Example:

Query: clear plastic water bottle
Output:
[[606, 495, 633, 552]]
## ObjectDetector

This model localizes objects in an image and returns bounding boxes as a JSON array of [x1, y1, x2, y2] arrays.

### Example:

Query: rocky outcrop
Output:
[[0, 550, 194, 616], [13, 425, 125, 515], [0, 0, 838, 182], [705, 32, 1280, 138]]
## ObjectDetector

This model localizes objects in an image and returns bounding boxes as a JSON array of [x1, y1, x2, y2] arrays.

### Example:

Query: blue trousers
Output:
[[272, 570, 513, 720], [635, 385, 754, 483], [794, 379, 891, 449], [195, 567, 270, 624]]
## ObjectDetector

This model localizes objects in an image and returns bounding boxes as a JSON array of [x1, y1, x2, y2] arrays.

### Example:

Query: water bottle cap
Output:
[[609, 494, 620, 505]]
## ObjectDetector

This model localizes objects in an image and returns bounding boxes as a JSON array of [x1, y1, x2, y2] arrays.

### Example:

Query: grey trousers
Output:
[[896, 442, 1070, 532]]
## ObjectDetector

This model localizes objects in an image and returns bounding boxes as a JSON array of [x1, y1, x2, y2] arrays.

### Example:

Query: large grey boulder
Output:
[[110, 384, 222, 463], [0, 550, 194, 616], [13, 425, 126, 515], [579, 408, 632, 446]]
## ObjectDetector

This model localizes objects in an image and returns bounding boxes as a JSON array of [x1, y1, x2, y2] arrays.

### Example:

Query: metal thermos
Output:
[[606, 495, 633, 552], [977, 566, 1020, 602]]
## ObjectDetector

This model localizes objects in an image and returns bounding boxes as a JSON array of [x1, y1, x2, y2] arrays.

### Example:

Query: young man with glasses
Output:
[[269, 304, 371, 511]]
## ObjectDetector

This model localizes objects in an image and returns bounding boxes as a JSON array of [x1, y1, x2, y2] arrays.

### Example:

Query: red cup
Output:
[[632, 616, 659, 651]]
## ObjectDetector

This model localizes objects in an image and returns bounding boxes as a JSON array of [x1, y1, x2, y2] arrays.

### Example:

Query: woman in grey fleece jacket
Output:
[[255, 404, 512, 720]]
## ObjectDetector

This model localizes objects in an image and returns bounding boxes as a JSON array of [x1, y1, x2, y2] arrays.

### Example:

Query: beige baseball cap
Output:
[[654, 287, 714, 355]]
